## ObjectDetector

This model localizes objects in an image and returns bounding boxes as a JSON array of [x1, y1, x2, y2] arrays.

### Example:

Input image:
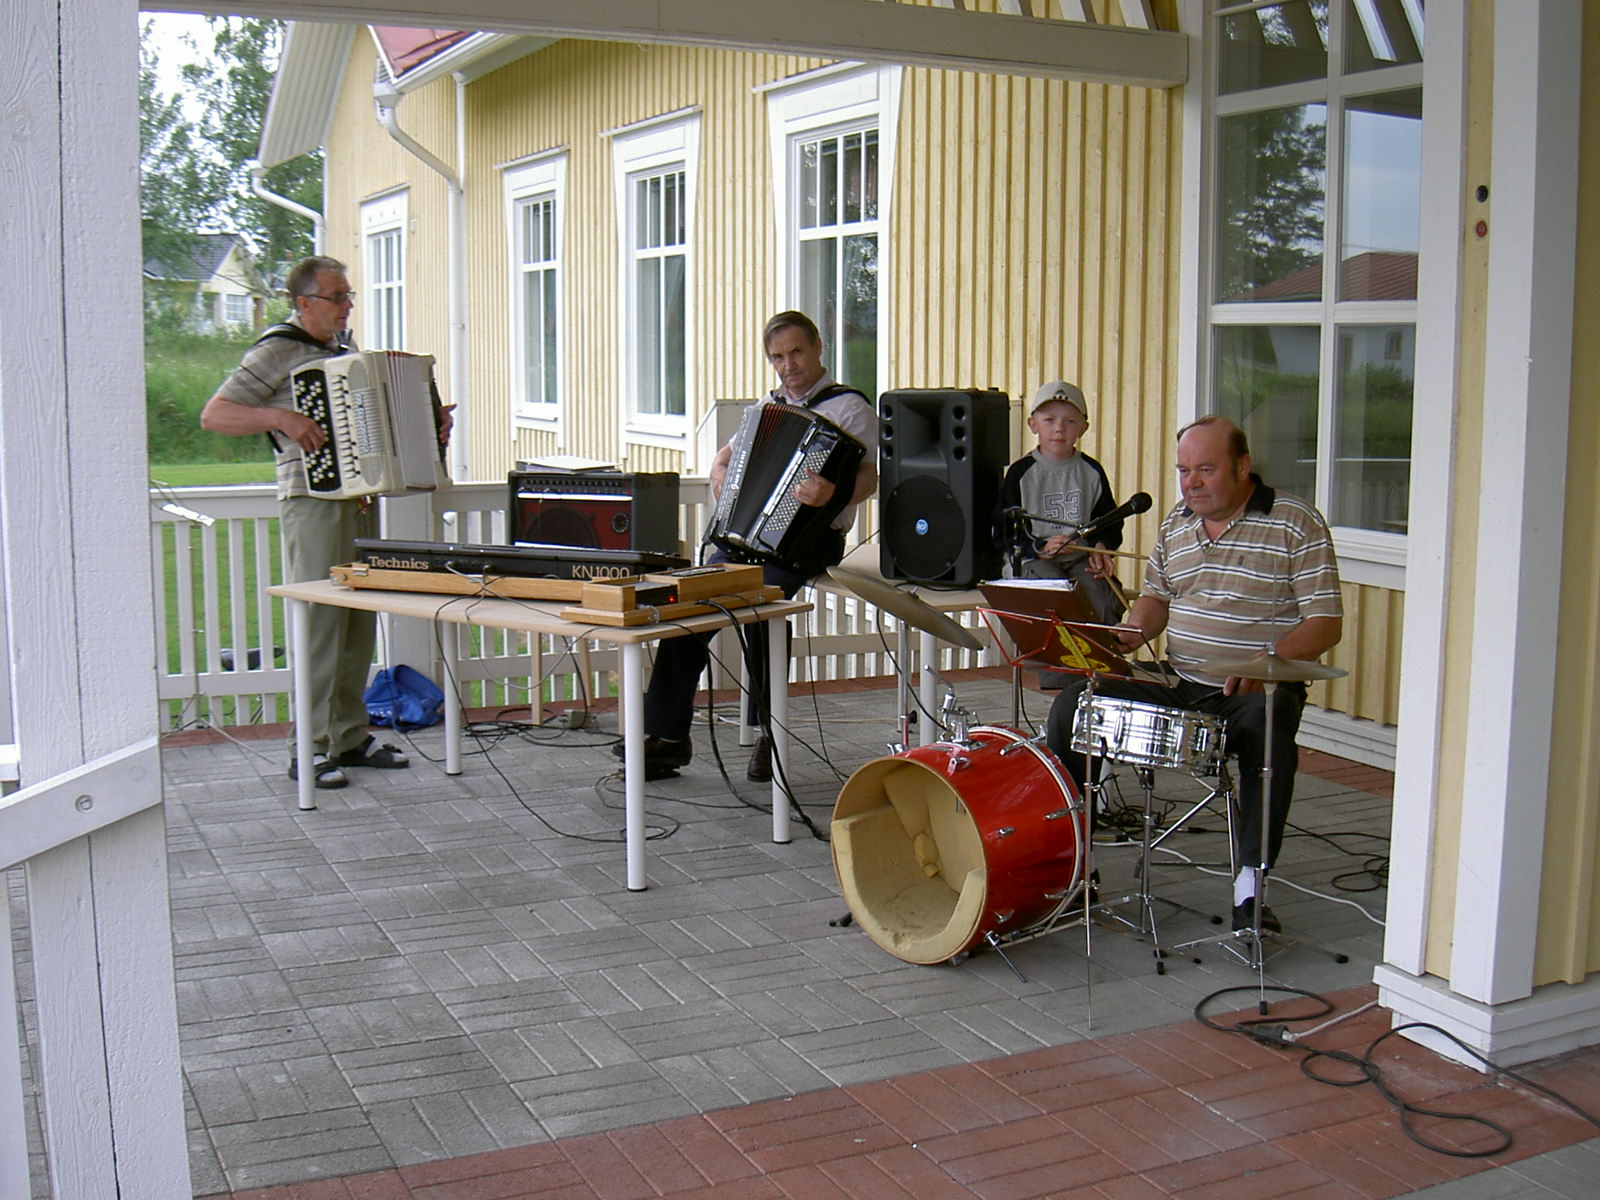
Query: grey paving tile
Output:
[[474, 1016, 643, 1082], [437, 974, 592, 1035], [281, 954, 433, 1008], [176, 969, 300, 1023], [364, 1083, 547, 1164], [512, 1061, 699, 1140], [335, 1035, 503, 1104], [656, 1039, 835, 1108], [301, 992, 465, 1053]]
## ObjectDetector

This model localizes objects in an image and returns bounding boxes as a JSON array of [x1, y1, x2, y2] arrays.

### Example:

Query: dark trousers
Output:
[[642, 538, 840, 742], [1043, 670, 1307, 870]]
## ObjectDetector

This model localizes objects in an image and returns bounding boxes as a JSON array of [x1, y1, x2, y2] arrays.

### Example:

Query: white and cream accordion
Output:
[[289, 351, 444, 499]]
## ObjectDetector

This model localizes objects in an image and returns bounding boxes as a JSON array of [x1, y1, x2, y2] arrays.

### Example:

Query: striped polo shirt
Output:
[[1143, 479, 1343, 687]]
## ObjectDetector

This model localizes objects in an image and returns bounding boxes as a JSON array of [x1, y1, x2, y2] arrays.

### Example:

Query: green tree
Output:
[[139, 17, 322, 291]]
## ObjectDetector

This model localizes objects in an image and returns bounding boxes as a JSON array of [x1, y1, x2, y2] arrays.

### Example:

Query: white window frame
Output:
[[1182, 1, 1422, 589], [503, 151, 567, 432], [360, 190, 407, 350], [610, 110, 700, 449], [220, 292, 249, 326], [763, 63, 902, 401]]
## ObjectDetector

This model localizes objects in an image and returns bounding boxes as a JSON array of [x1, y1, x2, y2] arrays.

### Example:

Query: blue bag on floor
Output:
[[364, 664, 444, 731]]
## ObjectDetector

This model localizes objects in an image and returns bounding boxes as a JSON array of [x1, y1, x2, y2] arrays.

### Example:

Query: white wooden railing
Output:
[[149, 480, 993, 732]]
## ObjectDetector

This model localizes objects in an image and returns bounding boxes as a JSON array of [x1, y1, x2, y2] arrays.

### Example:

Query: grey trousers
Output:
[[280, 495, 377, 757]]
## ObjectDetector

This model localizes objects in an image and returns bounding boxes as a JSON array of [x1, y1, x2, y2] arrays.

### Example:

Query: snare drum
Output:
[[831, 726, 1085, 965], [1070, 694, 1225, 771]]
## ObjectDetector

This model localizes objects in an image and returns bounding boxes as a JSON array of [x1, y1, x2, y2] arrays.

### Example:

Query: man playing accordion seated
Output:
[[616, 310, 877, 783]]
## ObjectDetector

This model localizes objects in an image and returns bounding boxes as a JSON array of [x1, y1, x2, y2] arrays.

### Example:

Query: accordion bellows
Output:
[[707, 402, 864, 572], [290, 351, 443, 499]]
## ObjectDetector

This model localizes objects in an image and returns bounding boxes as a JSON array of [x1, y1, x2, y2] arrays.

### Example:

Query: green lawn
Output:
[[151, 460, 276, 488]]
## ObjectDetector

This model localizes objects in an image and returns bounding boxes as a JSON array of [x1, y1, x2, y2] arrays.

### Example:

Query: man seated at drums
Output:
[[1044, 416, 1343, 932], [615, 310, 878, 783], [995, 379, 1127, 625]]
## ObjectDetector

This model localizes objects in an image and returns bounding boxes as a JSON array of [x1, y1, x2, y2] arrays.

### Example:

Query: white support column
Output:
[[1378, 1, 1586, 1058], [1380, 0, 1469, 977], [1448, 0, 1581, 1007], [0, 1, 191, 1194]]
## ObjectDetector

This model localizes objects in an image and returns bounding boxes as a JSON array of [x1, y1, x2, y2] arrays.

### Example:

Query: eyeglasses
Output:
[[302, 291, 357, 304]]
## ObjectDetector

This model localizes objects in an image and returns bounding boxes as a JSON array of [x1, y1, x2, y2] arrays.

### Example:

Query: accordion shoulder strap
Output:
[[801, 383, 870, 413]]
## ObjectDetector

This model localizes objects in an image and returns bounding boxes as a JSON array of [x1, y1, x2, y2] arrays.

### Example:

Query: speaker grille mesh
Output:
[[882, 475, 968, 580]]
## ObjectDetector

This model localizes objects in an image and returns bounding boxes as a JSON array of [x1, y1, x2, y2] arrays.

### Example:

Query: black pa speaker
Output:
[[878, 389, 1010, 587], [508, 470, 680, 554]]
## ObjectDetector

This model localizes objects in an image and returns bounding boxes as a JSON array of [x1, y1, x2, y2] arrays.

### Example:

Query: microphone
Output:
[[1072, 491, 1152, 544]]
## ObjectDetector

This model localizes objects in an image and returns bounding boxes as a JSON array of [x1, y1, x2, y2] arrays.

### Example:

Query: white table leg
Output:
[[623, 641, 646, 890], [768, 611, 791, 844], [288, 598, 315, 811], [444, 622, 463, 776]]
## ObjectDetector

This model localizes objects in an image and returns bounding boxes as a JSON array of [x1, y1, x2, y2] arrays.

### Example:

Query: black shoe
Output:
[[333, 735, 410, 770], [611, 735, 693, 770], [287, 754, 348, 789], [1231, 900, 1281, 933], [746, 735, 773, 783]]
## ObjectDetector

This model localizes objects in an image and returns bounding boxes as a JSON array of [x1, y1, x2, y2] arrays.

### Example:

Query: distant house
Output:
[[142, 233, 267, 330]]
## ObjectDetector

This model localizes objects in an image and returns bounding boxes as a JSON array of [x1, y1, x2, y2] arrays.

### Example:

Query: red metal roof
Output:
[[371, 26, 473, 78]]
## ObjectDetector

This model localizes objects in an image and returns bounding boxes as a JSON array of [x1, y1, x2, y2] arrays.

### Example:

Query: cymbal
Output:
[[824, 566, 985, 651], [1197, 652, 1348, 683]]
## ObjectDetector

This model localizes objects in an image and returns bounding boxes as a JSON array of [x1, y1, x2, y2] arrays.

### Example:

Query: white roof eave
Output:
[[257, 21, 357, 168]]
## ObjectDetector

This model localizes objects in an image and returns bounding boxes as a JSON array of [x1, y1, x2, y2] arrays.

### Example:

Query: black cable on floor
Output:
[[1194, 987, 1600, 1160]]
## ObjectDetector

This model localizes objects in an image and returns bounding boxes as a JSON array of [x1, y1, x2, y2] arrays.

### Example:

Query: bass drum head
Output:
[[832, 755, 988, 964], [831, 727, 1082, 965]]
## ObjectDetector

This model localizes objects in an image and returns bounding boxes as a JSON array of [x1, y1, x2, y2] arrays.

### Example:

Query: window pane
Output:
[[523, 270, 545, 404], [1333, 324, 1412, 531], [800, 141, 820, 230], [862, 129, 879, 221], [799, 237, 838, 362], [1340, 89, 1421, 301], [1218, 0, 1329, 95], [843, 132, 863, 224], [1215, 104, 1327, 303], [841, 233, 878, 399], [663, 255, 686, 416], [636, 257, 662, 414], [541, 269, 558, 403], [1214, 325, 1321, 503], [818, 137, 839, 226], [1345, 0, 1423, 73]]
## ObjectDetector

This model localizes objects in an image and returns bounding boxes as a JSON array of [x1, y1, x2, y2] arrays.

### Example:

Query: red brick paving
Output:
[[201, 984, 1600, 1200]]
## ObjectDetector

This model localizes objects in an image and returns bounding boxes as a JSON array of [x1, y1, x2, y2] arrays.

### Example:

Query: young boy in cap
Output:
[[995, 380, 1127, 624]]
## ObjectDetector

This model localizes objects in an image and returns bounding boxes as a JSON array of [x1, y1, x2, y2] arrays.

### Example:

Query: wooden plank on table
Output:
[[560, 586, 785, 627], [329, 563, 588, 601]]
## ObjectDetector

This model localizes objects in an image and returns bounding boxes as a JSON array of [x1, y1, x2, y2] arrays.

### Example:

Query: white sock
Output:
[[1234, 869, 1255, 907]]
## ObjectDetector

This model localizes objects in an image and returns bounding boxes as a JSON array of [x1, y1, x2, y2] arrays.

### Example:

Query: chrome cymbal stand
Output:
[[1171, 679, 1348, 1009]]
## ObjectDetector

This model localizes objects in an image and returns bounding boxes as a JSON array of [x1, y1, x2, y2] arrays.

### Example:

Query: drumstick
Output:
[[1106, 572, 1132, 613], [1079, 545, 1149, 562]]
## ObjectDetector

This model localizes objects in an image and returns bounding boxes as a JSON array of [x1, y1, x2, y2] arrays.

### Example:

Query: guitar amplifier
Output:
[[507, 470, 680, 554]]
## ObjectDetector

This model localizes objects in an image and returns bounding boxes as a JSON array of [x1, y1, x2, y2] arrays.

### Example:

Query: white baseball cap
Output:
[[1030, 380, 1088, 419]]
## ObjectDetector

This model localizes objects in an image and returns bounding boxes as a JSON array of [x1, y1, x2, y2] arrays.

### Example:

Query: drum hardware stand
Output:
[[1167, 656, 1351, 1011]]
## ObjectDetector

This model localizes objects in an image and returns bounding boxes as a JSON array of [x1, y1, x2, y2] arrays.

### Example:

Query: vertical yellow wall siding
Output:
[[889, 66, 1181, 606], [1541, 1, 1600, 984]]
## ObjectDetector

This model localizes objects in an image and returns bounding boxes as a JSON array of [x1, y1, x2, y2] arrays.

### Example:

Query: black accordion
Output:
[[707, 401, 865, 573]]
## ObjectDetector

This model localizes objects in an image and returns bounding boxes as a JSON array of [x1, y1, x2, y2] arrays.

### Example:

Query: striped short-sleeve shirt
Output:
[[1143, 481, 1343, 687]]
